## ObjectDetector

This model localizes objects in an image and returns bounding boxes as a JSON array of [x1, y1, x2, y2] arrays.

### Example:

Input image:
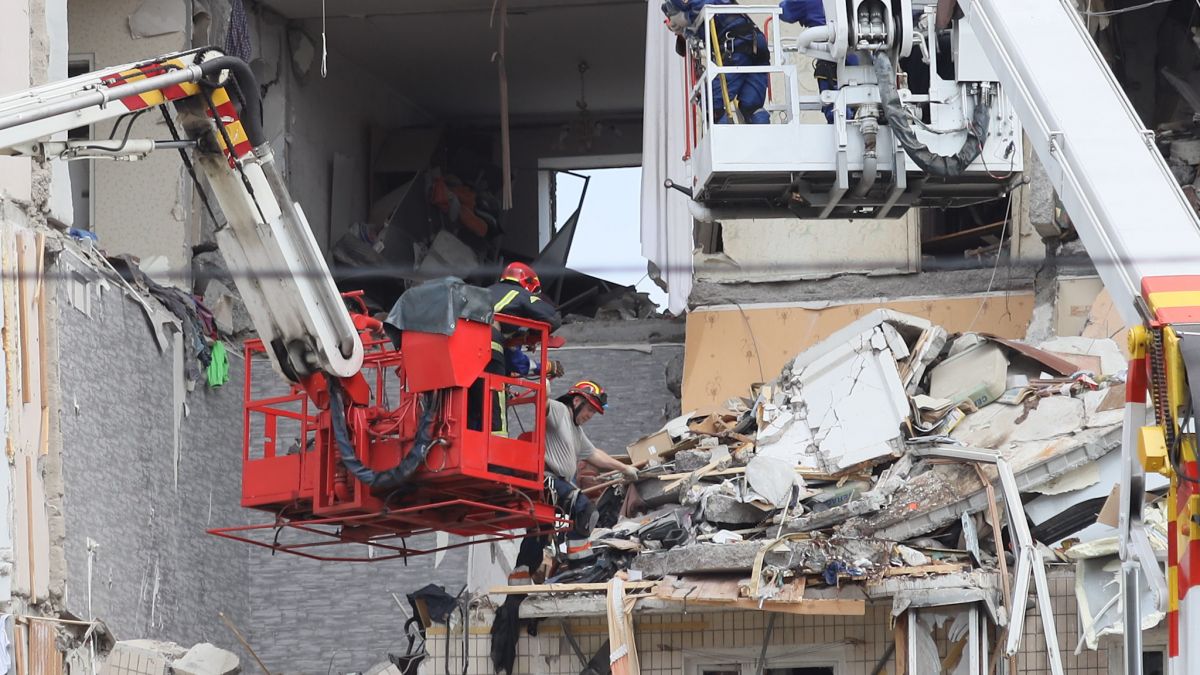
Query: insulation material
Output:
[[128, 0, 186, 38], [639, 0, 692, 315], [682, 293, 1036, 410]]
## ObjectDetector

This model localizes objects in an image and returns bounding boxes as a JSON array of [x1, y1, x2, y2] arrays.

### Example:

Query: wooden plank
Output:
[[14, 622, 27, 675], [654, 575, 858, 614], [489, 581, 659, 595], [16, 231, 31, 404], [30, 619, 63, 675], [883, 562, 967, 578], [654, 593, 864, 616], [656, 464, 873, 483]]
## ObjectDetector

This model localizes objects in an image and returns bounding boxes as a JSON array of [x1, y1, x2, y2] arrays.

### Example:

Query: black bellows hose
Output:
[[195, 54, 267, 148], [328, 382, 438, 492], [873, 51, 990, 177]]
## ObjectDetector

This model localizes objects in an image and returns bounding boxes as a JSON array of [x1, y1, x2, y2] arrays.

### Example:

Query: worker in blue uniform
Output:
[[777, 0, 851, 124], [663, 0, 772, 125]]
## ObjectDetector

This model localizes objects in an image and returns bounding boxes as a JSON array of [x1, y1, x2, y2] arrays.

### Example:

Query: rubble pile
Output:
[[565, 309, 1136, 614]]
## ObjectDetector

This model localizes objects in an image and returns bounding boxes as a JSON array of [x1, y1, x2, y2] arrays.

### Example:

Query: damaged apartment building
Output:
[[0, 0, 1197, 675], [435, 3, 1200, 675], [0, 0, 680, 672]]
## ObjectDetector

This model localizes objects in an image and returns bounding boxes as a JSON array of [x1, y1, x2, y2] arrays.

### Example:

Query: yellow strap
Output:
[[492, 341, 504, 352], [492, 389, 508, 436], [709, 17, 738, 124], [494, 289, 520, 313]]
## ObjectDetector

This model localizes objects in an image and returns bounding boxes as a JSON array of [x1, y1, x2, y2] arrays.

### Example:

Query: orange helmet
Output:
[[567, 380, 608, 414], [501, 262, 541, 294]]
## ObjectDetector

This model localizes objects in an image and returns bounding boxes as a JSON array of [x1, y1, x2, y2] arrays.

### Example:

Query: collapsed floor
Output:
[[438, 307, 1153, 675]]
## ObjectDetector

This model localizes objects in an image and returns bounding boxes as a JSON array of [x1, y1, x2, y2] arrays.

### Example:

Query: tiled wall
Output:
[[428, 567, 1122, 674]]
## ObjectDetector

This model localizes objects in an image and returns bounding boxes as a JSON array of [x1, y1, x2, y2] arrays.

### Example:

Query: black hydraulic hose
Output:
[[873, 51, 990, 177], [194, 54, 267, 148], [328, 382, 438, 492]]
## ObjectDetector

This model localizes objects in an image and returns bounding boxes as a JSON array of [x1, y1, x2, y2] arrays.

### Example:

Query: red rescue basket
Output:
[[208, 293, 566, 562]]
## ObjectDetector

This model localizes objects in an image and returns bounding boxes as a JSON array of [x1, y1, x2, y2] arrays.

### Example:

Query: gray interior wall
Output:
[[547, 344, 683, 453], [246, 539, 468, 672], [55, 254, 251, 648], [505, 120, 643, 258]]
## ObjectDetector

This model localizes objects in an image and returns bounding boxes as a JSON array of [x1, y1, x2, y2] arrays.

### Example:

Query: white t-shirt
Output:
[[544, 399, 596, 481]]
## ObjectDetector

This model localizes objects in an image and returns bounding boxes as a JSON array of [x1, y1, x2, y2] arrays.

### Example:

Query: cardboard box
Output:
[[627, 431, 674, 467]]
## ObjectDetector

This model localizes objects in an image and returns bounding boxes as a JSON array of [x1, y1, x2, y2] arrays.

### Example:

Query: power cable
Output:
[[1079, 0, 1177, 16], [966, 189, 1015, 333]]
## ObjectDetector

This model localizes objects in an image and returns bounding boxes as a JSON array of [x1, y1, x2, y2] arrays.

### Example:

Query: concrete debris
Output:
[[700, 491, 769, 526], [98, 639, 241, 675], [559, 310, 1136, 648], [172, 643, 241, 675], [102, 640, 187, 675], [674, 448, 713, 473], [203, 279, 253, 336]]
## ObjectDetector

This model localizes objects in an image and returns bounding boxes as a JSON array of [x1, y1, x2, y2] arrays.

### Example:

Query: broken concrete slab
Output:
[[416, 230, 478, 279], [630, 537, 892, 577], [674, 449, 712, 473], [1037, 336, 1125, 377], [701, 492, 768, 526], [781, 320, 911, 472], [951, 395, 1085, 448], [172, 643, 240, 675], [635, 477, 683, 508], [102, 640, 187, 675], [859, 426, 1122, 542], [203, 279, 253, 336]]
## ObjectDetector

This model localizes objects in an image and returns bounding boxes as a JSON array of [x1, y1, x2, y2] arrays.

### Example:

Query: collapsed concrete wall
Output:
[[53, 250, 252, 648]]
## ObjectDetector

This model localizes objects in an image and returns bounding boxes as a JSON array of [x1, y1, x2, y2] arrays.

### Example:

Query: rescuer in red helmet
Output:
[[468, 262, 564, 434], [509, 380, 638, 579], [489, 262, 564, 380]]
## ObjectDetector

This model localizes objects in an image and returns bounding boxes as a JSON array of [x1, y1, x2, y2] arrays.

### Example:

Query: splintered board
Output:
[[682, 294, 1036, 410], [655, 575, 864, 616]]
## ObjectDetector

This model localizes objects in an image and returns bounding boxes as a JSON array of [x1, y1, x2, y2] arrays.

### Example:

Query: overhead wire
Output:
[[1078, 0, 1178, 16], [965, 188, 1015, 333]]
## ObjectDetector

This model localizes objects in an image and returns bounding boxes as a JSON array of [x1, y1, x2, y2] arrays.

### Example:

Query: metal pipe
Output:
[[795, 24, 834, 52], [0, 64, 205, 133], [0, 55, 266, 148]]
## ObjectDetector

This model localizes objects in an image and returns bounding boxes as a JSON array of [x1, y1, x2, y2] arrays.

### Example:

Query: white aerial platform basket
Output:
[[678, 1, 1023, 220]]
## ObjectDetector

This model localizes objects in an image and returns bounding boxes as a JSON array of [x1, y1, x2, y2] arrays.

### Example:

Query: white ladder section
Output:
[[966, 0, 1200, 327]]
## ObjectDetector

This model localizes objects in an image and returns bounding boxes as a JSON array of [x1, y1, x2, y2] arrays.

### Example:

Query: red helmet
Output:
[[501, 262, 541, 294], [567, 380, 608, 414]]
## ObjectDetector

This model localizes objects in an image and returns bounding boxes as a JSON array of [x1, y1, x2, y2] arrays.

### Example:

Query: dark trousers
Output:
[[517, 475, 595, 567], [467, 359, 506, 432]]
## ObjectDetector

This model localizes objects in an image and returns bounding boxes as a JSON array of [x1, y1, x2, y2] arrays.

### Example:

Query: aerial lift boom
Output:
[[0, 50, 563, 560], [674, 1, 1200, 672], [960, 2, 1200, 673], [0, 49, 362, 385]]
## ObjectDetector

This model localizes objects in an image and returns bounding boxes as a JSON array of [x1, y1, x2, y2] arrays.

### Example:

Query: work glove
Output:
[[621, 464, 640, 482], [545, 360, 565, 379]]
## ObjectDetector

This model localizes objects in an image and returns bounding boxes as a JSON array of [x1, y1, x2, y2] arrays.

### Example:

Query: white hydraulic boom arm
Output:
[[958, 1, 1200, 674], [0, 49, 363, 385]]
